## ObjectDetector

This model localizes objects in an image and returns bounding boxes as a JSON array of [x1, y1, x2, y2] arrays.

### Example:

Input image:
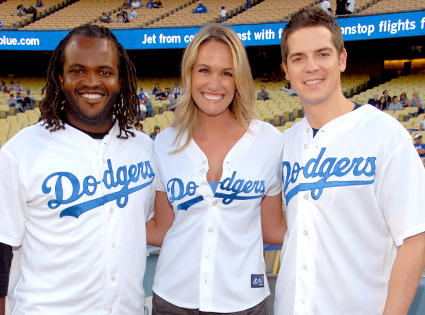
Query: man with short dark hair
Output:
[[275, 7, 425, 315], [257, 85, 269, 101], [24, 89, 36, 110], [100, 12, 110, 23], [0, 24, 156, 314]]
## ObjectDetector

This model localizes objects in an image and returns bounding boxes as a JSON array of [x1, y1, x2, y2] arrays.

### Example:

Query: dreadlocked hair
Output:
[[40, 24, 139, 139]]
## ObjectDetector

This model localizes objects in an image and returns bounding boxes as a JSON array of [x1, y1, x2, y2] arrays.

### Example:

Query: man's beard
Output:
[[64, 88, 119, 129]]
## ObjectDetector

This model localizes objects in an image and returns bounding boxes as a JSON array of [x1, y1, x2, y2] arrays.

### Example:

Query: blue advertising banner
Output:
[[0, 10, 424, 51]]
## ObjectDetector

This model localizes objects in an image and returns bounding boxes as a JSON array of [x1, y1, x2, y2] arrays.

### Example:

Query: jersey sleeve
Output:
[[153, 142, 166, 193], [266, 132, 284, 197], [377, 138, 425, 246], [0, 148, 28, 247]]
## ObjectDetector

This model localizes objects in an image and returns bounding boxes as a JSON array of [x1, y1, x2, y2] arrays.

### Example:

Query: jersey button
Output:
[[301, 299, 305, 304], [93, 143, 99, 149], [302, 265, 307, 270], [110, 208, 114, 213], [109, 308, 113, 313], [303, 230, 308, 236], [304, 195, 309, 200], [205, 253, 210, 258], [111, 276, 116, 281], [212, 201, 217, 206], [208, 227, 213, 232], [112, 242, 117, 248], [202, 160, 207, 165], [103, 158, 106, 163], [200, 169, 205, 173], [306, 128, 309, 133], [303, 144, 308, 149]]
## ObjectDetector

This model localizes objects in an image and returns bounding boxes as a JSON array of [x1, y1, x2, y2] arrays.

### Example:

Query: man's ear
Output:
[[339, 49, 348, 73], [59, 74, 64, 91], [282, 62, 290, 81]]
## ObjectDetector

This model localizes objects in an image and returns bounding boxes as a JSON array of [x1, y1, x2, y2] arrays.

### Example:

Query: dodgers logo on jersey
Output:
[[282, 147, 376, 205], [42, 159, 155, 218], [167, 171, 266, 211]]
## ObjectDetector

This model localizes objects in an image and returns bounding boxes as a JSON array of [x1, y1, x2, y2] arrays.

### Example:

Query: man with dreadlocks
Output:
[[0, 24, 156, 314]]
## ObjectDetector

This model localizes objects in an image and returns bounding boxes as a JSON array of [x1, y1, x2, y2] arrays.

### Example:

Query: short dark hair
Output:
[[281, 7, 344, 63], [40, 24, 139, 139], [392, 95, 398, 101]]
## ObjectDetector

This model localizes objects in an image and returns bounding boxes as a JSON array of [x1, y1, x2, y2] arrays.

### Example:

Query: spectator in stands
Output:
[[220, 6, 227, 22], [246, 0, 251, 9], [387, 95, 403, 111], [399, 92, 409, 107], [270, 71, 281, 82], [377, 96, 387, 111], [335, 0, 347, 15], [155, 88, 167, 100], [146, 0, 154, 8], [414, 133, 425, 158], [100, 12, 111, 23], [346, 0, 355, 13], [409, 91, 424, 115], [173, 83, 182, 98], [131, 0, 142, 9], [122, 12, 130, 23], [129, 7, 138, 19], [0, 81, 7, 92], [134, 121, 145, 133], [150, 125, 160, 140], [367, 92, 380, 107], [419, 119, 425, 131], [383, 90, 391, 104], [138, 87, 150, 99], [27, 4, 37, 20], [115, 13, 124, 23], [261, 72, 269, 83], [320, 0, 333, 14], [15, 81, 24, 91], [193, 1, 207, 13], [36, 0, 43, 8], [257, 85, 270, 101], [139, 98, 146, 121], [153, 1, 162, 8], [8, 81, 16, 91], [152, 83, 160, 95], [143, 96, 154, 117], [24, 89, 36, 110], [15, 91, 25, 112], [282, 82, 291, 92], [16, 4, 26, 16], [7, 94, 15, 107]]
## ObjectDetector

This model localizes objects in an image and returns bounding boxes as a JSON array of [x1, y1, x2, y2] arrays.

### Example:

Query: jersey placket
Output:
[[294, 125, 320, 314], [197, 156, 221, 310], [99, 133, 121, 314]]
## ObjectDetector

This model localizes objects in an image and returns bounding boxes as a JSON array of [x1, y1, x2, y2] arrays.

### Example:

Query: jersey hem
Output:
[[0, 236, 21, 247], [153, 290, 270, 313]]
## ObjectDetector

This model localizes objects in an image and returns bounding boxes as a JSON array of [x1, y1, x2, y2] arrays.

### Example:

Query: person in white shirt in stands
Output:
[[220, 6, 228, 22], [128, 7, 137, 19], [387, 95, 403, 111], [320, 0, 333, 14], [346, 0, 355, 13]]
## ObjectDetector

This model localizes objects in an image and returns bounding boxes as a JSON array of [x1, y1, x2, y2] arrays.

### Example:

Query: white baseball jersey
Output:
[[0, 121, 156, 314], [152, 119, 283, 312], [274, 104, 425, 315]]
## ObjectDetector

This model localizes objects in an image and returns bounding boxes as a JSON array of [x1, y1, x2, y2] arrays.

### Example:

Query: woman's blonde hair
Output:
[[171, 24, 255, 152]]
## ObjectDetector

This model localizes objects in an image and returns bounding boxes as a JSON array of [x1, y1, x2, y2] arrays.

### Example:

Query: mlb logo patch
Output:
[[251, 274, 264, 288]]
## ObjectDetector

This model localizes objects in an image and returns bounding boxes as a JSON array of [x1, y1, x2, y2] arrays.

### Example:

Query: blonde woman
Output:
[[147, 25, 286, 315]]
